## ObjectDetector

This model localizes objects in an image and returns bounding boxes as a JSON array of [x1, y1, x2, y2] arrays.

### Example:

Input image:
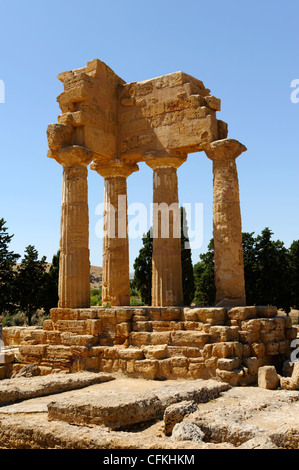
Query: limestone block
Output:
[[205, 357, 218, 369], [50, 309, 80, 321], [55, 320, 87, 334], [212, 342, 235, 358], [85, 356, 101, 370], [161, 308, 182, 321], [260, 331, 276, 343], [256, 306, 277, 318], [183, 321, 204, 331], [61, 334, 97, 346], [265, 342, 279, 356], [242, 357, 258, 376], [116, 309, 134, 322], [152, 321, 184, 331], [227, 307, 257, 321], [45, 331, 61, 344], [134, 359, 159, 379], [133, 321, 152, 332], [282, 360, 294, 377], [164, 400, 198, 435], [193, 307, 226, 325], [143, 345, 168, 360], [77, 308, 98, 320], [117, 348, 144, 360], [43, 320, 53, 331], [188, 359, 206, 379], [87, 346, 106, 357], [217, 357, 241, 371], [19, 344, 47, 358], [167, 346, 201, 358], [171, 331, 210, 348], [103, 347, 119, 359], [216, 368, 243, 386], [0, 351, 15, 365], [286, 328, 298, 340], [70, 346, 89, 358], [291, 362, 299, 386], [86, 319, 102, 335], [115, 322, 131, 339], [0, 366, 8, 379], [209, 326, 239, 342], [250, 342, 266, 358], [258, 366, 279, 389], [158, 358, 172, 378], [280, 376, 298, 390]]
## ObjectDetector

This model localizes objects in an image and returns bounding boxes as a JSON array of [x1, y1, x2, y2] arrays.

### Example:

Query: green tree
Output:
[[132, 230, 153, 305], [0, 218, 20, 315], [132, 208, 195, 305], [289, 240, 299, 309], [42, 250, 60, 314], [181, 207, 195, 305], [253, 228, 291, 313], [193, 239, 215, 306], [16, 245, 47, 325], [193, 228, 292, 312]]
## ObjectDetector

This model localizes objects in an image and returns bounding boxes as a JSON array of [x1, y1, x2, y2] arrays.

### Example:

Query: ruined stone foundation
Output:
[[5, 305, 296, 387]]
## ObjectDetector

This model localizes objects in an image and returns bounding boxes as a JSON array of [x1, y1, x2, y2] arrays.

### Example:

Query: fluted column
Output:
[[202, 138, 247, 307], [145, 151, 187, 306], [49, 145, 93, 308], [91, 160, 138, 306]]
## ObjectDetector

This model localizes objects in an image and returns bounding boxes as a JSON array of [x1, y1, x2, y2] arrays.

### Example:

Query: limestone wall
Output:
[[4, 306, 297, 386]]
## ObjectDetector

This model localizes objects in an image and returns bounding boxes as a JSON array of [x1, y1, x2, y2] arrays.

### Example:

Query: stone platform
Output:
[[3, 306, 297, 386]]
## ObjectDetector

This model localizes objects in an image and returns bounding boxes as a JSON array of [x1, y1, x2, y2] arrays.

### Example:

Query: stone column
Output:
[[91, 160, 139, 306], [49, 145, 93, 308], [145, 151, 187, 307], [202, 138, 247, 307]]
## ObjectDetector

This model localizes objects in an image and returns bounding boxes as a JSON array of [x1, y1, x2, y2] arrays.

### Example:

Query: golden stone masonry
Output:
[[47, 58, 244, 308], [3, 59, 295, 387]]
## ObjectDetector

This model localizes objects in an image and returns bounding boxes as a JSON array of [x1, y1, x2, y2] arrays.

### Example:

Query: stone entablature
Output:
[[47, 59, 246, 309], [6, 306, 296, 386]]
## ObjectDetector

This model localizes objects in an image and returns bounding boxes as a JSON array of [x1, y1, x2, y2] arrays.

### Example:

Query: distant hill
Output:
[[15, 263, 103, 290]]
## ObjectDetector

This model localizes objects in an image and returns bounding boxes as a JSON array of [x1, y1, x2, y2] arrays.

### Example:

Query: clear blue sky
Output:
[[0, 0, 298, 271]]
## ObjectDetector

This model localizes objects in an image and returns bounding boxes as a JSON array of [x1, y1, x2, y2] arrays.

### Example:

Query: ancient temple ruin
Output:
[[4, 59, 296, 385], [46, 58, 246, 309]]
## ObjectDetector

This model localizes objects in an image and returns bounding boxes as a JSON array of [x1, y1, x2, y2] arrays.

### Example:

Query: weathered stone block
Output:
[[0, 351, 15, 365], [250, 342, 266, 358], [86, 319, 102, 335], [256, 306, 277, 318], [143, 345, 168, 360], [19, 344, 47, 358], [209, 326, 239, 342], [265, 341, 279, 356], [227, 307, 257, 321], [134, 359, 159, 379], [117, 348, 144, 360], [212, 342, 235, 358], [242, 356, 258, 376], [217, 356, 241, 371], [171, 331, 210, 348], [258, 366, 279, 389], [164, 400, 198, 436]]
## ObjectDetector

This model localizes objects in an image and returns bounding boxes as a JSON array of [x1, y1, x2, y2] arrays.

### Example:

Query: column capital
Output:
[[202, 138, 247, 162], [144, 149, 187, 170], [48, 145, 93, 167], [90, 159, 139, 178]]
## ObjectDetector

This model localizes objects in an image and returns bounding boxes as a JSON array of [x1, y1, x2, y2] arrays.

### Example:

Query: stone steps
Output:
[[2, 306, 297, 385]]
